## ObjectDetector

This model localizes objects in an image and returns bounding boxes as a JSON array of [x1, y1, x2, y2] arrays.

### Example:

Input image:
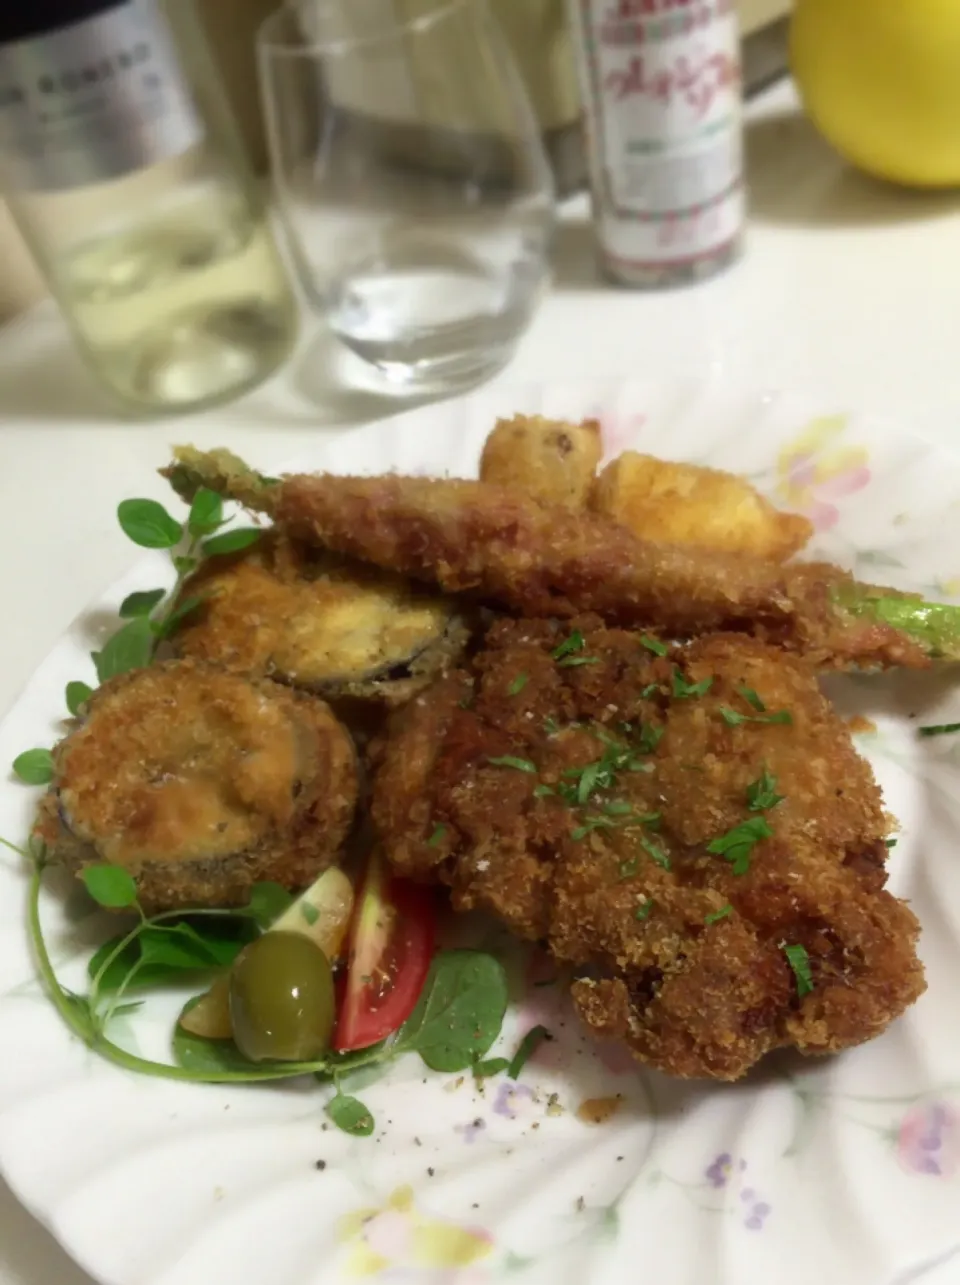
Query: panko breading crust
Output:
[[171, 533, 470, 705], [274, 473, 929, 671], [35, 660, 359, 913], [372, 620, 925, 1080]]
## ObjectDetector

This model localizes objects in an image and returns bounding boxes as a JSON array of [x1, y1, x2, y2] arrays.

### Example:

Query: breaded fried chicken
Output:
[[371, 620, 925, 1080], [273, 473, 929, 671], [35, 660, 359, 913]]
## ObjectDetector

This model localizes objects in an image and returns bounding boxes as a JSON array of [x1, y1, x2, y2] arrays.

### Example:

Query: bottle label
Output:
[[0, 0, 202, 192], [573, 0, 743, 270]]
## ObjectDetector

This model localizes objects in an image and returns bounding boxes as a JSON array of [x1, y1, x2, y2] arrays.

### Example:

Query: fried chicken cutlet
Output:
[[371, 620, 925, 1080]]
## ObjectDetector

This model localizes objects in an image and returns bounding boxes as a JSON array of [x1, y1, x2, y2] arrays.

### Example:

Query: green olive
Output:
[[229, 931, 335, 1063]]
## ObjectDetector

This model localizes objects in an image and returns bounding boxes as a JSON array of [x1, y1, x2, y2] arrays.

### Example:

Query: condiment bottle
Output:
[[568, 0, 745, 288]]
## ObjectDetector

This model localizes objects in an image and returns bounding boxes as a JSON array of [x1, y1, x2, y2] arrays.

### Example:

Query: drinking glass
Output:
[[257, 0, 555, 390]]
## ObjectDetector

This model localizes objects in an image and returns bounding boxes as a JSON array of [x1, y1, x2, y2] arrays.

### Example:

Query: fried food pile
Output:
[[371, 621, 924, 1079], [36, 412, 933, 1081]]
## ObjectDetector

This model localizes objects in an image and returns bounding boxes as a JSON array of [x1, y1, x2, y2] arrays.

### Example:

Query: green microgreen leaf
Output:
[[81, 863, 139, 909], [543, 717, 560, 735], [487, 755, 538, 774], [93, 616, 155, 683], [782, 942, 814, 997], [201, 527, 262, 557], [507, 1025, 551, 1080], [918, 722, 960, 737], [394, 950, 509, 1072], [427, 824, 446, 847], [640, 635, 668, 657], [117, 498, 183, 549], [65, 681, 94, 717], [557, 656, 600, 669], [635, 899, 654, 921], [636, 724, 664, 754], [706, 816, 773, 876], [119, 588, 166, 619], [187, 488, 225, 537], [619, 857, 639, 878], [326, 1093, 376, 1137], [884, 837, 898, 848], [12, 748, 54, 785], [155, 594, 208, 639], [508, 674, 528, 695], [533, 784, 554, 798], [245, 881, 294, 929]]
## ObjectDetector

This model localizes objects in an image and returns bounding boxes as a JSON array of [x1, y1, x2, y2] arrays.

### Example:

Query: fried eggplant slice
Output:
[[591, 450, 813, 561], [480, 414, 602, 509], [170, 532, 470, 705], [35, 660, 359, 914], [371, 620, 925, 1080]]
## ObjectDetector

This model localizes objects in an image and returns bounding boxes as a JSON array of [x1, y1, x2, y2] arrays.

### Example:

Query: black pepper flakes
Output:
[[315, 1160, 326, 1171], [427, 1167, 435, 1177]]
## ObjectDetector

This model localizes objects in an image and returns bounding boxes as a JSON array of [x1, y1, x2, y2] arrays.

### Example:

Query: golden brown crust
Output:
[[273, 473, 927, 671], [36, 660, 359, 913], [590, 451, 813, 561], [480, 415, 602, 509], [170, 533, 470, 706], [276, 473, 793, 636], [372, 621, 925, 1080]]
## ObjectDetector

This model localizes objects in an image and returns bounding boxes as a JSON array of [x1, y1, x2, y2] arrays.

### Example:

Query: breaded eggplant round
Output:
[[35, 659, 359, 913], [170, 533, 470, 705]]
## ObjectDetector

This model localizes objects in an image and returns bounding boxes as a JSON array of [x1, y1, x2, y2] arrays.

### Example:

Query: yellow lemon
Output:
[[791, 0, 960, 188]]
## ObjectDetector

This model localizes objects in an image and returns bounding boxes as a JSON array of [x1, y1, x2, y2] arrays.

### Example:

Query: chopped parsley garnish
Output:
[[641, 683, 660, 699], [557, 655, 600, 669], [706, 816, 773, 875], [487, 755, 537, 774], [427, 824, 446, 847], [704, 904, 733, 924], [720, 706, 793, 728], [640, 835, 671, 869], [635, 900, 654, 921], [782, 942, 814, 997], [636, 723, 664, 754], [918, 722, 960, 737], [603, 800, 635, 817], [533, 784, 554, 798], [640, 635, 668, 657], [552, 630, 586, 661], [672, 670, 714, 700], [746, 768, 784, 813], [572, 818, 612, 841], [884, 837, 897, 848], [738, 686, 766, 711], [543, 716, 560, 736], [508, 674, 528, 695]]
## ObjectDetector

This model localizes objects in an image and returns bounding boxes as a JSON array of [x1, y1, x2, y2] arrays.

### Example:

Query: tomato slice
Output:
[[333, 851, 436, 1052]]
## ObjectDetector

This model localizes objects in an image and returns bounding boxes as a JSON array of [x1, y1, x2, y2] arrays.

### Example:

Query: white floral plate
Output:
[[3, 375, 960, 1285]]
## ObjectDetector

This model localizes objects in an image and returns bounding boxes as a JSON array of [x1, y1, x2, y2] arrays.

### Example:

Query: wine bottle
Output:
[[0, 0, 298, 414]]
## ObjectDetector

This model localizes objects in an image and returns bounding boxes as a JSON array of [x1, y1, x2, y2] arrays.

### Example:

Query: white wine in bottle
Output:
[[0, 0, 298, 415]]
